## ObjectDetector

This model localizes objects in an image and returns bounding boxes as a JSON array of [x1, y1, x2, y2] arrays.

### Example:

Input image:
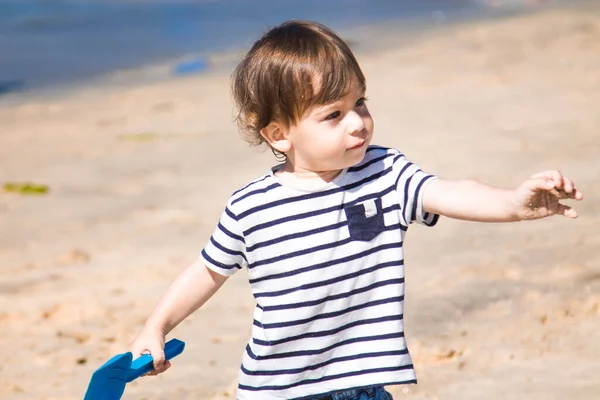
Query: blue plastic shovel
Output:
[[84, 338, 185, 400]]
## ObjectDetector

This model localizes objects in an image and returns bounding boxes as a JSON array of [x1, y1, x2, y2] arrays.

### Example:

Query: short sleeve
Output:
[[394, 155, 439, 228], [200, 203, 247, 276]]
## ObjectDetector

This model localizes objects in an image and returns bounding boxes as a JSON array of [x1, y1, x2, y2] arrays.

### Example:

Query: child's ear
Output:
[[260, 122, 291, 153]]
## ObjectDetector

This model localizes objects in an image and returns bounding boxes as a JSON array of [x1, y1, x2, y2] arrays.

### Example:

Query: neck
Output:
[[275, 162, 343, 186]]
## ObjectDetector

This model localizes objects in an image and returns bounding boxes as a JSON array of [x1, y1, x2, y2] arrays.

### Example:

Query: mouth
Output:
[[349, 140, 365, 150]]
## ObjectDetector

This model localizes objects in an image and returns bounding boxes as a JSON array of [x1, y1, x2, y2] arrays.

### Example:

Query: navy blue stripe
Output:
[[263, 278, 404, 311], [242, 349, 408, 376], [248, 222, 402, 269], [253, 313, 403, 346], [246, 221, 347, 253], [216, 222, 245, 244], [237, 156, 402, 221], [232, 146, 389, 206], [230, 174, 272, 198], [243, 185, 397, 236], [246, 331, 405, 360], [250, 241, 403, 285], [239, 364, 413, 391], [244, 204, 342, 237], [402, 174, 414, 226], [394, 162, 415, 226], [246, 202, 404, 247], [232, 182, 281, 206], [254, 260, 402, 299], [260, 296, 402, 329], [365, 145, 389, 153], [224, 206, 238, 221], [428, 213, 440, 226], [201, 250, 242, 271], [348, 152, 395, 173], [410, 177, 428, 223], [394, 161, 414, 188], [210, 237, 247, 263]]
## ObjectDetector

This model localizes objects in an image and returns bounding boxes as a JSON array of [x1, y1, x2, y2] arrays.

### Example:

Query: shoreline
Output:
[[0, 0, 583, 107]]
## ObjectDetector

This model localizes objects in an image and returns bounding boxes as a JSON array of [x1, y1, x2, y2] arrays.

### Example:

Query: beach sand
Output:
[[1, 4, 599, 400]]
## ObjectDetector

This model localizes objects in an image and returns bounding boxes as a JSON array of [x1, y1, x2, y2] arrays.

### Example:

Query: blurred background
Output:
[[0, 0, 577, 96], [1, 1, 599, 400]]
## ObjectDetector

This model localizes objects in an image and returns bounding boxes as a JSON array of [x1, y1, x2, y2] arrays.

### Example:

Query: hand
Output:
[[514, 170, 583, 220], [131, 328, 171, 376]]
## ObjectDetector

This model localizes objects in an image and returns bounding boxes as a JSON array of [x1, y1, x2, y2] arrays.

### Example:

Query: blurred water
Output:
[[0, 0, 555, 94]]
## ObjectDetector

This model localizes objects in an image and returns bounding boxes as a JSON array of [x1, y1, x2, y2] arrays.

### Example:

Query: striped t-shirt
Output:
[[200, 146, 439, 400]]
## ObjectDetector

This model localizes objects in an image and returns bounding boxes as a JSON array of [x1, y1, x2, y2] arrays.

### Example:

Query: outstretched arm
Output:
[[131, 258, 228, 374], [422, 170, 583, 222]]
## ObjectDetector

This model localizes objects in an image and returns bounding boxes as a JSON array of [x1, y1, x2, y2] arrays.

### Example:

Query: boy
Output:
[[131, 21, 583, 400]]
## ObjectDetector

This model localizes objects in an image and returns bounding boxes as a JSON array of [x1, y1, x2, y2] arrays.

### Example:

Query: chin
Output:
[[345, 149, 368, 168]]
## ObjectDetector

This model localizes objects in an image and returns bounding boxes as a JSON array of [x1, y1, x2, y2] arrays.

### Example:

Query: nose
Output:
[[346, 110, 365, 135]]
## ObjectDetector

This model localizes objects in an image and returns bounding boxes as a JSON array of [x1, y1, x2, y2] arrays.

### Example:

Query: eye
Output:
[[325, 111, 341, 121], [355, 97, 368, 107]]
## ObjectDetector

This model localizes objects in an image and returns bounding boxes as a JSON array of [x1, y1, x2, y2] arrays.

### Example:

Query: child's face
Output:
[[285, 87, 373, 173]]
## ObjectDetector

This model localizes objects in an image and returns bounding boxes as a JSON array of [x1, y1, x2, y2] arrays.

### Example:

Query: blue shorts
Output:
[[309, 386, 393, 400]]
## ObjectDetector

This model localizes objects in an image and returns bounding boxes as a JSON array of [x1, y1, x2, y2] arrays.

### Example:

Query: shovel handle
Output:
[[127, 338, 186, 382]]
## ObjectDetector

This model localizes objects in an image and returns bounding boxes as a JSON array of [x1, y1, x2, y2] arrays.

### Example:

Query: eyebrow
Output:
[[317, 102, 341, 113], [313, 91, 366, 115]]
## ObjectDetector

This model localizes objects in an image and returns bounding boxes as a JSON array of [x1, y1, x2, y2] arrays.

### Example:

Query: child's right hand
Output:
[[130, 329, 171, 375]]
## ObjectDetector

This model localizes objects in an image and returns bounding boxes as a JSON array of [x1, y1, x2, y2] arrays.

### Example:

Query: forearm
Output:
[[144, 258, 228, 335], [423, 179, 520, 222]]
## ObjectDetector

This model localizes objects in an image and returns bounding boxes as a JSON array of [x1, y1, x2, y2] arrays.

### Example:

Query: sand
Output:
[[1, 4, 599, 400]]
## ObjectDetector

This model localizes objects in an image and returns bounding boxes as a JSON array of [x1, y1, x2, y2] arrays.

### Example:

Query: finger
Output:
[[531, 170, 563, 188], [146, 360, 170, 375], [557, 203, 578, 219], [551, 188, 571, 200], [137, 349, 159, 376], [151, 349, 166, 371], [561, 177, 574, 194], [554, 186, 583, 201]]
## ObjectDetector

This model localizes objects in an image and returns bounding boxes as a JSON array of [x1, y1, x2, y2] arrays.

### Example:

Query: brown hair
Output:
[[231, 20, 366, 149]]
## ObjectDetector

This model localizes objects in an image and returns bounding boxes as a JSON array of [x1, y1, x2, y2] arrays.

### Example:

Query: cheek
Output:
[[317, 130, 346, 150], [363, 114, 374, 136], [359, 108, 374, 131], [296, 125, 338, 153]]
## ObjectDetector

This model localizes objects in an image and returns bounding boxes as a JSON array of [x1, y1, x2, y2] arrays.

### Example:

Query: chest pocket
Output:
[[344, 198, 385, 241]]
